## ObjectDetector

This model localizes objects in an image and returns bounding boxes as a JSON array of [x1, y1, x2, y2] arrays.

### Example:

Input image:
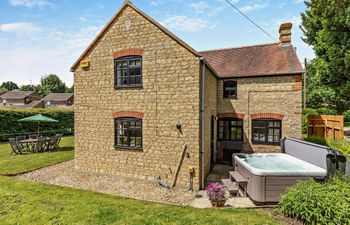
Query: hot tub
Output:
[[234, 153, 327, 204]]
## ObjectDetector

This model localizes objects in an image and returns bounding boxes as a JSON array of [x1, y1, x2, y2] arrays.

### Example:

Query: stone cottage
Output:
[[71, 0, 304, 190]]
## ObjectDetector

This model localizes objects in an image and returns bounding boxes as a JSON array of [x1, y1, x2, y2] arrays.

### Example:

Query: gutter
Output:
[[200, 57, 206, 190]]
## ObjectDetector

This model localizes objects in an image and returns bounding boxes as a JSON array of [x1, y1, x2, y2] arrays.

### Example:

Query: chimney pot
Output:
[[279, 23, 293, 46]]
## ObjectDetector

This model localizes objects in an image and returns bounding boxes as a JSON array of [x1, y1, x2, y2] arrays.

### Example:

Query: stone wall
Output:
[[217, 75, 302, 154], [74, 5, 202, 190], [202, 66, 217, 180]]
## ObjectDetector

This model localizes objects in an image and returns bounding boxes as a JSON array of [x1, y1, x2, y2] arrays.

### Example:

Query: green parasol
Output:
[[18, 114, 59, 137]]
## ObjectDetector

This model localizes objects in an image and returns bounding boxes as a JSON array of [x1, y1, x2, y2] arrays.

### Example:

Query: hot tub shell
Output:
[[234, 153, 327, 204]]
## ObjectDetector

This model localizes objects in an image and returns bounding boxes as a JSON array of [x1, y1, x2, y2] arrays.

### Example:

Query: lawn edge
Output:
[[0, 158, 74, 177]]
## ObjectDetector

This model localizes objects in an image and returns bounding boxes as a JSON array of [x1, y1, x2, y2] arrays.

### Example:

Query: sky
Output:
[[0, 0, 315, 87]]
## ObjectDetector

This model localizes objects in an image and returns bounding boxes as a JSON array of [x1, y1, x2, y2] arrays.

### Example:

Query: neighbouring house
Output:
[[0, 90, 42, 108], [41, 93, 74, 108], [71, 0, 304, 190], [0, 90, 7, 97]]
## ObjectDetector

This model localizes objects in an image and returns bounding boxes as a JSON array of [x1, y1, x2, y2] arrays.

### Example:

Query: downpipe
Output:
[[200, 58, 206, 190]]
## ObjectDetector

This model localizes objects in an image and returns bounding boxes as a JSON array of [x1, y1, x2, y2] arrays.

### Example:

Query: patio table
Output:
[[20, 137, 50, 153]]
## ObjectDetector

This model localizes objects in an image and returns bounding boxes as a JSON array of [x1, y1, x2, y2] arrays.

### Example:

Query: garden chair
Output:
[[15, 136, 26, 143], [9, 138, 24, 155], [29, 134, 38, 139], [54, 134, 63, 151], [34, 137, 47, 153], [46, 136, 57, 151], [15, 135, 27, 151]]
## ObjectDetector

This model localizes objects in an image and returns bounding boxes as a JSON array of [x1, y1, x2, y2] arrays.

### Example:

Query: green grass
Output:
[[345, 122, 350, 128], [0, 136, 74, 175], [0, 176, 281, 225]]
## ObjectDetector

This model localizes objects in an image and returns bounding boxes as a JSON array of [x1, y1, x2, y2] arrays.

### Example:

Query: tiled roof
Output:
[[200, 43, 304, 78], [42, 93, 73, 102], [0, 91, 36, 100]]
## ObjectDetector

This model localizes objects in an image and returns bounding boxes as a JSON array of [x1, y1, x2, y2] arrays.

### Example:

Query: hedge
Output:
[[0, 108, 74, 142], [278, 176, 350, 225]]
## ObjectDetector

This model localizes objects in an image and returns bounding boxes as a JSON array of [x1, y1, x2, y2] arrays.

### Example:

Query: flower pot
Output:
[[211, 202, 226, 208]]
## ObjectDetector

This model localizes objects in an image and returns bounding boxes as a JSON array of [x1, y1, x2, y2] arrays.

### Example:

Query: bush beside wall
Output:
[[278, 176, 350, 225], [0, 108, 74, 142], [343, 110, 350, 122]]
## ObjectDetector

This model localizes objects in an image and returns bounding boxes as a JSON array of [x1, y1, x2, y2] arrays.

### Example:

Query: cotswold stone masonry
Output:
[[72, 2, 303, 190]]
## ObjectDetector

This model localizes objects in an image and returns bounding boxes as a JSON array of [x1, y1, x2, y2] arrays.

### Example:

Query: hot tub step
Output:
[[229, 171, 247, 183], [221, 179, 239, 196]]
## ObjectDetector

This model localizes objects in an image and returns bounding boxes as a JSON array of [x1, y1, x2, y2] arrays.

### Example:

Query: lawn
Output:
[[345, 122, 350, 128], [0, 136, 74, 175], [0, 176, 281, 225]]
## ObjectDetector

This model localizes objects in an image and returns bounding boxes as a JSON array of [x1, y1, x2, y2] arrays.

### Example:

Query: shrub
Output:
[[0, 108, 74, 142], [328, 140, 350, 158], [343, 110, 350, 122], [278, 176, 350, 225], [303, 136, 328, 146], [316, 107, 337, 115]]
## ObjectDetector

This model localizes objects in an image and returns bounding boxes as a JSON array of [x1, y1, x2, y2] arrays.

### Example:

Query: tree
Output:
[[0, 81, 19, 91], [38, 74, 68, 96], [301, 0, 350, 113], [20, 84, 37, 92], [306, 58, 337, 109], [66, 85, 74, 93]]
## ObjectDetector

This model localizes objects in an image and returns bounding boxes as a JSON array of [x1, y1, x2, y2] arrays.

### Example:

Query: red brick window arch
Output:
[[112, 111, 144, 119], [251, 113, 284, 120]]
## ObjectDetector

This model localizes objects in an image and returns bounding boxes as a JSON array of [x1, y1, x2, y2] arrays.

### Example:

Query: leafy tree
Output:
[[0, 87, 7, 93], [66, 85, 74, 93], [301, 0, 350, 113], [0, 81, 19, 91], [305, 59, 336, 109], [38, 74, 67, 96], [20, 84, 37, 92]]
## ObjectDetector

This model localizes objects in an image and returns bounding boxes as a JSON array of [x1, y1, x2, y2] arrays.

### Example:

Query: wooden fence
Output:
[[308, 115, 344, 141]]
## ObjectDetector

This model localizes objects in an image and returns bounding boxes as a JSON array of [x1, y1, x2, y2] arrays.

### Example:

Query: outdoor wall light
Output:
[[176, 122, 182, 130]]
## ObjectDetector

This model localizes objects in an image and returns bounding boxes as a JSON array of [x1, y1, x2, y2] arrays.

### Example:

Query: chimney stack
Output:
[[279, 23, 293, 46]]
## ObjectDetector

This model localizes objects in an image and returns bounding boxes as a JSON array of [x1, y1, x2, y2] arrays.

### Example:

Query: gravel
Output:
[[17, 160, 195, 206]]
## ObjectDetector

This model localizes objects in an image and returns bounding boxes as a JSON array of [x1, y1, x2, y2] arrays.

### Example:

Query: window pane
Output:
[[115, 57, 142, 87], [115, 118, 142, 148], [224, 81, 237, 98]]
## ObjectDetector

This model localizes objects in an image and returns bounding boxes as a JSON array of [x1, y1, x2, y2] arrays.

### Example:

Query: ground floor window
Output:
[[115, 118, 142, 149], [218, 118, 243, 141], [252, 119, 281, 144]]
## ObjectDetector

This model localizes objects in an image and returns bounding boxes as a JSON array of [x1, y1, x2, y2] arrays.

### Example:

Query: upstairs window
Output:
[[218, 118, 243, 141], [252, 119, 281, 145], [223, 81, 237, 99], [115, 56, 142, 88], [115, 118, 142, 149]]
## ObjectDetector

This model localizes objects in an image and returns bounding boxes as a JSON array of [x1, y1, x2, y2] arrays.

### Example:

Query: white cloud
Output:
[[0, 22, 41, 34], [294, 0, 304, 3], [9, 0, 54, 8], [151, 0, 165, 6], [190, 1, 209, 13], [240, 3, 268, 12], [162, 16, 218, 32], [0, 24, 102, 86]]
